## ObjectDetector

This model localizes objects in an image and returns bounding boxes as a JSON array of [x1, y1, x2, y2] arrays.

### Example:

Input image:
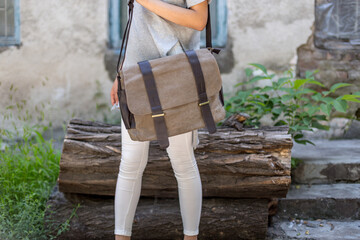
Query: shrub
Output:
[[224, 64, 360, 167]]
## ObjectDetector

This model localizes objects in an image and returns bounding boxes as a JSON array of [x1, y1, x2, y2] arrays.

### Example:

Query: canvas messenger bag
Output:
[[116, 0, 226, 149]]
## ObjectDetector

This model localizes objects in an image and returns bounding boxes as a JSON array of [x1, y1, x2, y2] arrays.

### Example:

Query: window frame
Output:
[[0, 0, 20, 47], [200, 0, 228, 48], [108, 0, 228, 50]]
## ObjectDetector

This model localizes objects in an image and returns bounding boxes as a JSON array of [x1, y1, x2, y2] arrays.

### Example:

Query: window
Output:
[[108, 0, 228, 49], [200, 0, 228, 48], [0, 0, 20, 46]]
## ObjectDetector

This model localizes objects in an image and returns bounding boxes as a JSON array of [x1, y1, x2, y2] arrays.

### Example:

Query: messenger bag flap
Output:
[[121, 48, 222, 116]]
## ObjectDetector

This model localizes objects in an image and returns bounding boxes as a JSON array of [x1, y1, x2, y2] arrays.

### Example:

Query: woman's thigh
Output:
[[119, 118, 150, 177]]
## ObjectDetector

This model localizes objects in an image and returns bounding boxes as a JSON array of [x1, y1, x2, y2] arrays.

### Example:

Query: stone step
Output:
[[266, 215, 360, 240], [275, 183, 360, 220], [291, 139, 360, 184]]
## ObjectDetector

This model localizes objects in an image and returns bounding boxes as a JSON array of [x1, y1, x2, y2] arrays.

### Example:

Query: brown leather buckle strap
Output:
[[184, 50, 217, 134], [206, 4, 212, 48], [138, 60, 170, 149]]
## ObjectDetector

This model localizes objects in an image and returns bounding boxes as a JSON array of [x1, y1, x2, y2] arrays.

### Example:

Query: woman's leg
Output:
[[166, 131, 203, 239], [114, 118, 150, 238]]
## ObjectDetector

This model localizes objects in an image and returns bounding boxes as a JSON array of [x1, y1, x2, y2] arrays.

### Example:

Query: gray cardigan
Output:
[[123, 0, 211, 149]]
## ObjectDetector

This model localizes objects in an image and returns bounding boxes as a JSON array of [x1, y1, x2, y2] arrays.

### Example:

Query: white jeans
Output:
[[114, 118, 203, 236]]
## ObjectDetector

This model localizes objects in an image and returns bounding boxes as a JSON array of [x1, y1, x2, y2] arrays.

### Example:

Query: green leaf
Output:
[[245, 68, 253, 77], [249, 63, 267, 74], [294, 133, 304, 139], [320, 103, 332, 116], [259, 86, 273, 92], [305, 70, 313, 79], [312, 120, 330, 130], [307, 79, 325, 87], [314, 114, 327, 120], [296, 88, 318, 95], [293, 78, 324, 90], [293, 79, 309, 90], [339, 94, 360, 103], [248, 100, 266, 107], [322, 91, 330, 96], [278, 77, 291, 87], [249, 75, 270, 83], [256, 94, 270, 101], [234, 82, 246, 87], [295, 138, 316, 146], [329, 83, 352, 93], [307, 106, 318, 116], [281, 94, 293, 102], [274, 120, 287, 126], [311, 93, 322, 101], [321, 97, 334, 104], [305, 69, 319, 79], [332, 99, 348, 112], [271, 107, 282, 115], [279, 87, 295, 94]]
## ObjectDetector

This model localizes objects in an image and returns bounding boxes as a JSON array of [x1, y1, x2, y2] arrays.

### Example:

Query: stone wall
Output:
[[296, 0, 360, 117], [0, 0, 110, 130], [0, 0, 315, 130], [221, 0, 314, 95]]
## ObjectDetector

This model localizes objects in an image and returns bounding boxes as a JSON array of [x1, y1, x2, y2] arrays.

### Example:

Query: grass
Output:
[[0, 123, 76, 239]]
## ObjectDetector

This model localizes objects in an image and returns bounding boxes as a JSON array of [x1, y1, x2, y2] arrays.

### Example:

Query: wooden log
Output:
[[58, 118, 293, 198], [45, 183, 269, 240]]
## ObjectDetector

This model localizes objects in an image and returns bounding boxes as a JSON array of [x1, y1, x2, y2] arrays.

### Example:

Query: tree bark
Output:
[[46, 183, 269, 240], [58, 118, 293, 198]]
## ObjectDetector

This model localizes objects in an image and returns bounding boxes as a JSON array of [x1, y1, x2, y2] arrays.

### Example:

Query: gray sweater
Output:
[[123, 0, 211, 149]]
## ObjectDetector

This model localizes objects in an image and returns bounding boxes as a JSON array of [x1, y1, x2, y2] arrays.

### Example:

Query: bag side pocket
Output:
[[117, 76, 135, 129]]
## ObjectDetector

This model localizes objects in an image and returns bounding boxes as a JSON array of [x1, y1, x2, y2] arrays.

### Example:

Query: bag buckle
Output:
[[207, 47, 221, 54], [198, 100, 210, 107], [152, 113, 165, 118]]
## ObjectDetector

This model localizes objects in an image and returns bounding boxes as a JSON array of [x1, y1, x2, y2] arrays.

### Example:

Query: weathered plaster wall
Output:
[[222, 0, 315, 95], [0, 0, 110, 129], [0, 0, 315, 130]]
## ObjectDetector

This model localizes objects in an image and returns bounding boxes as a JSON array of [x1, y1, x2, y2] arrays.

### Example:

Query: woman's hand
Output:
[[110, 77, 119, 106], [135, 0, 209, 31]]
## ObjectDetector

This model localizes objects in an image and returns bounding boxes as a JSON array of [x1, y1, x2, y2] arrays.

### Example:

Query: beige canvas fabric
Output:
[[120, 48, 226, 141], [121, 0, 214, 149]]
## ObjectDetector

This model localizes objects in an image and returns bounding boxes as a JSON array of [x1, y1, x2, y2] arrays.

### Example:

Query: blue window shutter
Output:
[[0, 0, 20, 46], [200, 0, 228, 48], [108, 0, 120, 49], [108, 0, 127, 50]]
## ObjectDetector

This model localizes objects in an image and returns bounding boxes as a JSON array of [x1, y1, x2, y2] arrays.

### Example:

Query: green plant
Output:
[[0, 82, 79, 239], [224, 63, 360, 146]]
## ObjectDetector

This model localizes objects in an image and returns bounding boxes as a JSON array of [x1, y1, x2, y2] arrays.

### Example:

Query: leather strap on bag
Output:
[[138, 60, 170, 149], [137, 49, 217, 149], [116, 0, 135, 129], [185, 50, 217, 133]]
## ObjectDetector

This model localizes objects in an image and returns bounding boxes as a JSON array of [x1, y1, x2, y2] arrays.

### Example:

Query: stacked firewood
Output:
[[45, 113, 292, 240]]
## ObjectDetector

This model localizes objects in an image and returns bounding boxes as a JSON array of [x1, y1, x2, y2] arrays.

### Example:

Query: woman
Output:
[[109, 0, 211, 239]]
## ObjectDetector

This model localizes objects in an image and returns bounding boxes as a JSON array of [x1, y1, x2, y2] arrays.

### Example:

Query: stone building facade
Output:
[[0, 0, 314, 129]]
